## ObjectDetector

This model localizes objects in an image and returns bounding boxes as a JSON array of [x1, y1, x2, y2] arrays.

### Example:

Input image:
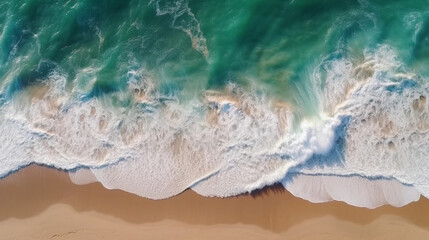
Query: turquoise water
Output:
[[1, 0, 429, 207], [2, 0, 427, 109]]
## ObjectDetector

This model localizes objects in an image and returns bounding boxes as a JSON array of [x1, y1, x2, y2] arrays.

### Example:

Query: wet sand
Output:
[[0, 165, 429, 239]]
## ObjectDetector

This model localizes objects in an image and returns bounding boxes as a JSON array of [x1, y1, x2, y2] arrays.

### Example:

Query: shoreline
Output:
[[1, 165, 429, 239]]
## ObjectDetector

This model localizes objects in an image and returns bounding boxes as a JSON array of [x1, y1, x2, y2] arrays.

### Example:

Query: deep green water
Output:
[[1, 0, 428, 112]]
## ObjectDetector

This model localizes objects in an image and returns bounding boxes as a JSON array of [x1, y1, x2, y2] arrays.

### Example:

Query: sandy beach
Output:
[[0, 165, 429, 240]]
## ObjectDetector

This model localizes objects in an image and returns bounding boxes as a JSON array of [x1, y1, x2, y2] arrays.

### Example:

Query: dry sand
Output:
[[0, 165, 429, 239]]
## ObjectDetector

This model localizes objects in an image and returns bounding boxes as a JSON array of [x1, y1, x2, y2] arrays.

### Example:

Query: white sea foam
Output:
[[291, 45, 429, 206], [191, 116, 340, 197], [1, 44, 428, 207], [0, 67, 340, 199]]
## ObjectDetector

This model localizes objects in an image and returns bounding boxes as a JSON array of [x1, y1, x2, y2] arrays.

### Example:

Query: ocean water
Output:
[[1, 0, 429, 208]]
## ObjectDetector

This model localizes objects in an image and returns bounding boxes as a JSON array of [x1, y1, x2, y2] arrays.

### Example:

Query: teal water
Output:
[[1, 0, 429, 206], [2, 0, 427, 109]]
